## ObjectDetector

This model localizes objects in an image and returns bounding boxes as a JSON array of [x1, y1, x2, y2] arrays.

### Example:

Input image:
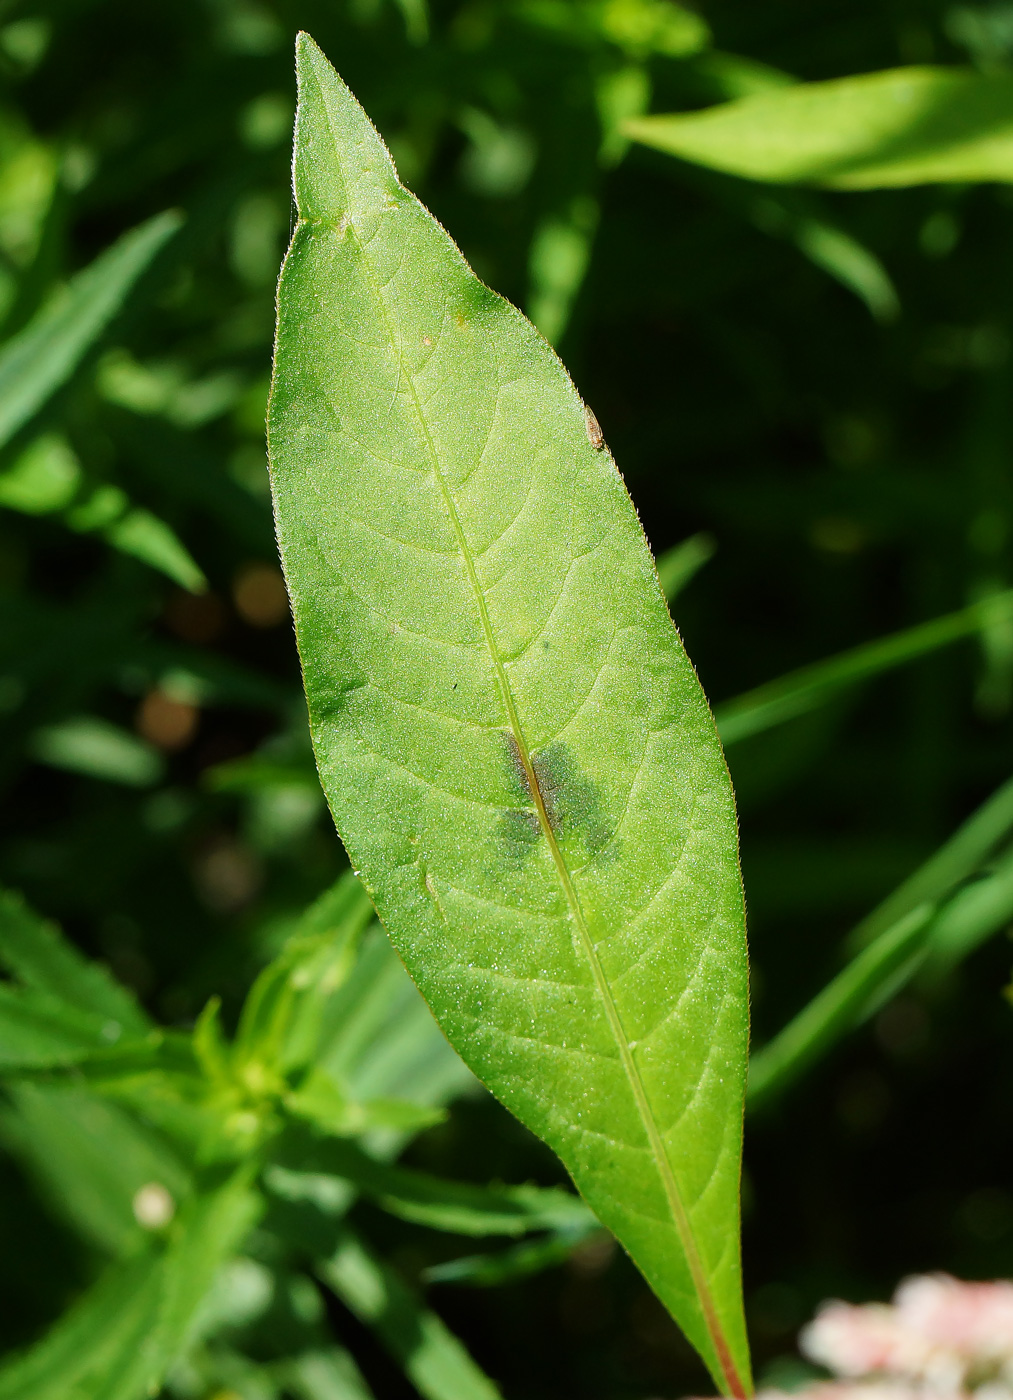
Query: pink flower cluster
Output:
[[759, 1275, 1013, 1400], [800, 1275, 1013, 1390]]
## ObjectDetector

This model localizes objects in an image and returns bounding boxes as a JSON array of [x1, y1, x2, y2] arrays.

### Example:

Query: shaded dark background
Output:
[[2, 0, 1013, 1395]]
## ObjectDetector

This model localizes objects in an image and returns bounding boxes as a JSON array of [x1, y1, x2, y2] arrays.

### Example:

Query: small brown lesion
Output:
[[422, 334, 432, 347], [504, 730, 535, 803], [584, 405, 605, 451]]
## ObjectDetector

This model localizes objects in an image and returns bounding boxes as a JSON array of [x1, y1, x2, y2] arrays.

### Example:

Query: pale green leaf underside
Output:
[[626, 67, 1013, 188], [269, 35, 750, 1393]]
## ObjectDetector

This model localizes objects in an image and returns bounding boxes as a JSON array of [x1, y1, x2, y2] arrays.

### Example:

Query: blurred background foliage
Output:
[[5, 0, 1013, 1397]]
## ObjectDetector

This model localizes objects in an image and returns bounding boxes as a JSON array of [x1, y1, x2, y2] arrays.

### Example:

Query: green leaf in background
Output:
[[0, 989, 124, 1069], [0, 1167, 259, 1400], [282, 1346, 376, 1400], [745, 904, 935, 1111], [316, 1227, 501, 1400], [655, 530, 715, 603], [28, 715, 165, 787], [0, 209, 181, 451], [716, 590, 1013, 746], [746, 775, 1013, 1107], [0, 1083, 189, 1254], [268, 35, 751, 1394], [277, 1133, 595, 1238], [625, 67, 1013, 188], [846, 772, 1013, 953], [0, 434, 208, 592], [0, 887, 149, 1034]]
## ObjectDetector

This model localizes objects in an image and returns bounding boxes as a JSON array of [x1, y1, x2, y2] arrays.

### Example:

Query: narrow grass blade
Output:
[[233, 870, 374, 1074], [746, 904, 934, 1111], [269, 36, 751, 1391], [625, 68, 1013, 188], [0, 1083, 189, 1254], [748, 838, 1013, 1108], [0, 210, 182, 451], [285, 1347, 377, 1400], [29, 715, 164, 787], [924, 841, 1013, 975], [792, 216, 899, 323], [845, 773, 1013, 953], [655, 531, 716, 602], [0, 1248, 163, 1400], [716, 590, 1013, 746]]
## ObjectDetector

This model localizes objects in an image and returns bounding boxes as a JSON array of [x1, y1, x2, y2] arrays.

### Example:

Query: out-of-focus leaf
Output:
[[0, 210, 182, 450], [0, 1247, 162, 1400], [29, 715, 165, 787], [846, 772, 1013, 952], [0, 1083, 189, 1254], [0, 985, 123, 1068], [276, 1133, 594, 1238], [268, 39, 751, 1391], [0, 1168, 258, 1400], [716, 590, 1013, 745], [0, 432, 80, 512], [315, 1227, 502, 1400], [233, 871, 374, 1077], [0, 434, 207, 590], [687, 52, 796, 101], [423, 1233, 597, 1287], [313, 928, 478, 1159], [285, 1066, 446, 1137], [284, 1346, 376, 1400], [923, 841, 1013, 975], [655, 531, 715, 602], [748, 839, 1013, 1108], [790, 217, 899, 323], [527, 196, 599, 344], [101, 504, 207, 592], [0, 887, 149, 1033], [518, 0, 710, 58], [625, 67, 1013, 188]]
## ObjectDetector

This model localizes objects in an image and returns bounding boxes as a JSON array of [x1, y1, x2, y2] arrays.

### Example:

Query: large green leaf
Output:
[[625, 67, 1013, 188], [268, 34, 750, 1393]]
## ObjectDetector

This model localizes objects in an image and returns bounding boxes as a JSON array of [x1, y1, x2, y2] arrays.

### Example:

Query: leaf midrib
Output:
[[299, 114, 744, 1394]]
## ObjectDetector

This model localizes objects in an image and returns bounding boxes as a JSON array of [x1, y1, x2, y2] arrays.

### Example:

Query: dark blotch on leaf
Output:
[[532, 741, 612, 856], [498, 806, 541, 865], [497, 732, 613, 863]]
